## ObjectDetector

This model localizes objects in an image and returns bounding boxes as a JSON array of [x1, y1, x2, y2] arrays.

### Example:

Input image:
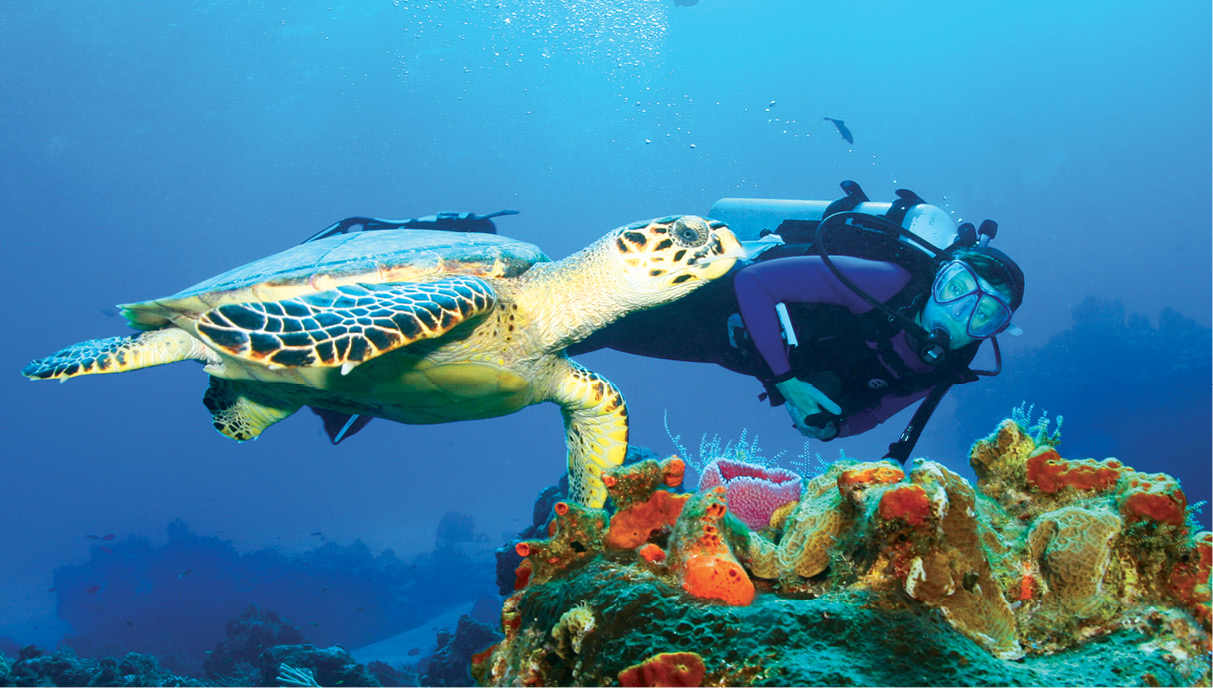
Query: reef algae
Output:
[[475, 420, 1211, 686]]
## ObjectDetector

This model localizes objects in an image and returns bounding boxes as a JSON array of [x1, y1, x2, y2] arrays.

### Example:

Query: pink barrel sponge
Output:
[[699, 458, 803, 530]]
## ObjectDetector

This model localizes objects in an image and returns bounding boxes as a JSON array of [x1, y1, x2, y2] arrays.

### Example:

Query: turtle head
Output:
[[609, 215, 743, 302]]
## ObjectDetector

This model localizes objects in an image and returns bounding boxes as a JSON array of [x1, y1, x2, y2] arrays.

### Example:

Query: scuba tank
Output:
[[710, 187, 957, 258]]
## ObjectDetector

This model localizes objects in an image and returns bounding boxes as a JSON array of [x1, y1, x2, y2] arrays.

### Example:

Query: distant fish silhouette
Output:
[[824, 117, 854, 144], [177, 568, 193, 579], [101, 533, 116, 541], [86, 584, 101, 594], [310, 531, 325, 538]]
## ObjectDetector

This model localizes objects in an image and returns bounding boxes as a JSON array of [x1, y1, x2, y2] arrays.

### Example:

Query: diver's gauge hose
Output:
[[814, 211, 947, 362]]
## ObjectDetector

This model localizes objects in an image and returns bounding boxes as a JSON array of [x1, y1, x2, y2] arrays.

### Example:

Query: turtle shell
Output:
[[121, 230, 548, 329]]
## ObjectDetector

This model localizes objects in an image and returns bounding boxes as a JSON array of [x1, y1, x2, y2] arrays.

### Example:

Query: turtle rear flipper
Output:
[[23, 328, 218, 382], [549, 359, 629, 508], [205, 377, 300, 441], [195, 276, 496, 374]]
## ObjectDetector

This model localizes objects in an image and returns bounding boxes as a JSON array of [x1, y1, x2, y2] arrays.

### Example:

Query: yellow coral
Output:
[[551, 601, 597, 658], [899, 462, 1023, 660], [1027, 506, 1123, 618], [776, 467, 849, 578]]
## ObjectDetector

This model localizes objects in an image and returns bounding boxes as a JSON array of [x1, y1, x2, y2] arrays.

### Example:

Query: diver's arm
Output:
[[733, 256, 912, 378]]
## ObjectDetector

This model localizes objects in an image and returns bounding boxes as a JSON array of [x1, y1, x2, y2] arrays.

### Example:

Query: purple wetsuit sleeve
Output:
[[733, 256, 913, 378]]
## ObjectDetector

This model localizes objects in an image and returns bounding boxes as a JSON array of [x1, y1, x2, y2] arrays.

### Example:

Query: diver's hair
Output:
[[952, 248, 1024, 310]]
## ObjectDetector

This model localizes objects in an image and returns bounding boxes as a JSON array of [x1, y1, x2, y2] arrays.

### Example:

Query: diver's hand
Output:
[[775, 378, 842, 417], [785, 402, 840, 440]]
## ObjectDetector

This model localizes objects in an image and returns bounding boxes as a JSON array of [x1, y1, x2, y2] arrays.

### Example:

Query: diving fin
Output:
[[309, 407, 374, 444], [302, 209, 520, 244]]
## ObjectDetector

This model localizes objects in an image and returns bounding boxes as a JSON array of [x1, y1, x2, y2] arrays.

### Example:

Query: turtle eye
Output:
[[671, 218, 708, 247]]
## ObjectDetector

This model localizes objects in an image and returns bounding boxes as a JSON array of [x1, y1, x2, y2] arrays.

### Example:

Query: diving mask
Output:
[[931, 260, 1014, 338]]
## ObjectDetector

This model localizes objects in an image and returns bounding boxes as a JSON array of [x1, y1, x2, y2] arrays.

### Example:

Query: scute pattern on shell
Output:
[[195, 276, 495, 368]]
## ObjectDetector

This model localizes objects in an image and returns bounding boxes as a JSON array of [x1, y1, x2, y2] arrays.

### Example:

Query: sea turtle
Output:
[[23, 216, 742, 507]]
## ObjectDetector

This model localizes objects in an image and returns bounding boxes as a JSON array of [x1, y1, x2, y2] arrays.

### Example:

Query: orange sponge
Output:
[[681, 553, 755, 606], [607, 490, 690, 549], [1026, 447, 1121, 494], [878, 485, 932, 527], [618, 651, 706, 687]]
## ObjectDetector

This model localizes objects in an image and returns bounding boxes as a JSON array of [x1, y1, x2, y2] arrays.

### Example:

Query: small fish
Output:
[[824, 117, 854, 144], [125, 619, 135, 627], [310, 531, 325, 538], [86, 585, 101, 594], [355, 607, 366, 613], [47, 587, 56, 592], [86, 534, 100, 540], [177, 568, 193, 579], [101, 533, 116, 541], [408, 648, 420, 656]]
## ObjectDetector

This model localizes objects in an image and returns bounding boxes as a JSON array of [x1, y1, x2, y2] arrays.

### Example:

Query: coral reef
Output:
[[203, 605, 304, 680], [258, 644, 382, 686], [953, 298, 1212, 527], [495, 446, 663, 595], [474, 416, 1212, 686], [54, 517, 496, 674], [421, 614, 502, 686], [0, 646, 204, 686]]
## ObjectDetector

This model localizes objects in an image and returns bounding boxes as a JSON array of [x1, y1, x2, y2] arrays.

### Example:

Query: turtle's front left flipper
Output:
[[548, 358, 629, 508], [195, 276, 496, 374], [24, 328, 219, 382]]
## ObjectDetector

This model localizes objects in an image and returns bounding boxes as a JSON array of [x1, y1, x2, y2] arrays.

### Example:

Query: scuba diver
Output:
[[569, 180, 1025, 463]]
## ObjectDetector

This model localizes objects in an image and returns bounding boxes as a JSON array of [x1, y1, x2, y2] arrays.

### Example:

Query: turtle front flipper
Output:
[[194, 276, 496, 374], [23, 328, 219, 382], [204, 377, 301, 441], [548, 358, 629, 508]]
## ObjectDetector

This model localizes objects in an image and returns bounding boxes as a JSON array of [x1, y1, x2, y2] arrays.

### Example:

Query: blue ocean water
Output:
[[1, 0, 1209, 675]]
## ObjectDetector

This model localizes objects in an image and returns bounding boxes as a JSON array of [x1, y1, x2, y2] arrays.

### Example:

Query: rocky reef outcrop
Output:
[[0, 645, 204, 686], [473, 417, 1212, 686]]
